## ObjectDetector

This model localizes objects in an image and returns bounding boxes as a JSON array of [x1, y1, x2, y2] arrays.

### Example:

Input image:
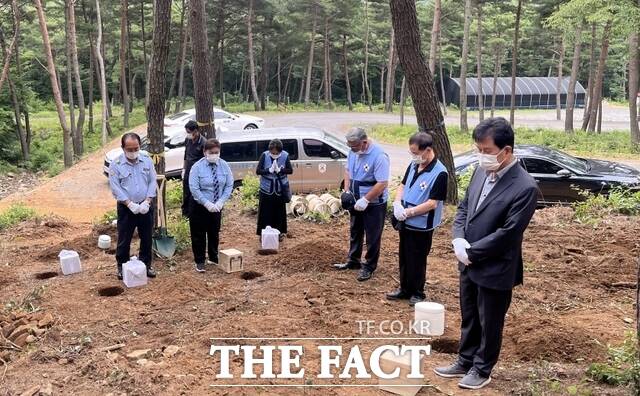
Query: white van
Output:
[[104, 127, 349, 193]]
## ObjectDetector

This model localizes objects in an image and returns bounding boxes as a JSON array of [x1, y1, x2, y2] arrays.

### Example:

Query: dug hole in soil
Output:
[[0, 205, 638, 395]]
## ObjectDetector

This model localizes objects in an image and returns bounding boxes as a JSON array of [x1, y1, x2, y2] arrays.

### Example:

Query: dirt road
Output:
[[0, 109, 637, 223]]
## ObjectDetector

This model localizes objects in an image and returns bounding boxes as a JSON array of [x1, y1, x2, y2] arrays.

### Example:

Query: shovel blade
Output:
[[153, 236, 176, 258]]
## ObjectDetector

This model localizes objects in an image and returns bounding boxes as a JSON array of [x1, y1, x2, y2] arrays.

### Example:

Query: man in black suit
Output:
[[434, 117, 538, 390]]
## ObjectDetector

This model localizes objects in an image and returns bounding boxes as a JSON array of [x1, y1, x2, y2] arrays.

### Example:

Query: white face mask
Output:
[[410, 152, 426, 165], [270, 153, 281, 160], [125, 151, 139, 161], [476, 148, 505, 172], [206, 153, 220, 163]]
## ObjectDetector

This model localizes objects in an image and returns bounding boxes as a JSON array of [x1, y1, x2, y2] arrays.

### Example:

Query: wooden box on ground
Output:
[[378, 349, 424, 396], [218, 249, 244, 273]]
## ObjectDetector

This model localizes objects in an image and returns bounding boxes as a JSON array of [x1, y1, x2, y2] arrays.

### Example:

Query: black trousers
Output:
[[347, 203, 386, 272], [189, 202, 222, 264], [398, 228, 434, 299], [182, 164, 194, 217], [256, 191, 287, 236], [116, 203, 153, 269], [458, 270, 513, 377]]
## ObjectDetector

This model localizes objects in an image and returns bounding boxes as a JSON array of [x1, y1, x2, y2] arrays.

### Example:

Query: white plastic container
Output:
[[98, 235, 111, 249], [122, 256, 148, 288], [413, 302, 445, 336], [261, 226, 280, 250], [58, 250, 82, 275]]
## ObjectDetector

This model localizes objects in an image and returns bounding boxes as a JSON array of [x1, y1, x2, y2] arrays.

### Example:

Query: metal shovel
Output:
[[153, 176, 176, 258]]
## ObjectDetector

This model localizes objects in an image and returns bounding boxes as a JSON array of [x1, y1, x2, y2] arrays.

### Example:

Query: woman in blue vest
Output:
[[256, 139, 293, 239], [387, 132, 448, 306], [188, 139, 234, 273]]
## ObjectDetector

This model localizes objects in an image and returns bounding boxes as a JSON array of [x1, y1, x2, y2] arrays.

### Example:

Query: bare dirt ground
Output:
[[0, 202, 638, 395]]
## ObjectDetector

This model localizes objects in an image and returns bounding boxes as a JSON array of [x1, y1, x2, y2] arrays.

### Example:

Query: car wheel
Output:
[[244, 124, 258, 130]]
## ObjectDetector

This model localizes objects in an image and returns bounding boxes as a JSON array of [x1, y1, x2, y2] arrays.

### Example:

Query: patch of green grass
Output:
[[573, 187, 640, 224], [166, 179, 183, 210], [0, 204, 36, 231], [369, 124, 640, 157], [236, 175, 260, 213], [587, 332, 640, 390]]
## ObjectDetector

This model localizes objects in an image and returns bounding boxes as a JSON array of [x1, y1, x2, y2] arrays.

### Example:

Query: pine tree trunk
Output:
[[259, 34, 268, 110], [166, 0, 186, 113], [34, 0, 73, 167], [12, 0, 31, 149], [304, 6, 317, 107], [629, 2, 640, 144], [88, 36, 94, 134], [565, 23, 582, 133], [66, 0, 84, 155], [119, 0, 129, 128], [509, 0, 523, 126], [64, 4, 77, 157], [247, 0, 260, 111], [283, 61, 293, 104], [0, 24, 28, 161], [218, 0, 226, 108], [141, 0, 148, 110], [343, 33, 353, 111], [128, 17, 134, 106], [587, 21, 612, 133], [276, 51, 281, 107], [380, 66, 385, 104], [399, 76, 406, 125], [582, 23, 597, 130], [147, 0, 172, 174], [0, 30, 16, 92], [459, 0, 472, 132], [390, 0, 457, 203], [95, 0, 110, 145], [438, 29, 447, 115], [385, 27, 396, 113], [428, 0, 441, 75], [476, 0, 484, 121], [323, 16, 330, 106], [556, 35, 565, 121], [190, 0, 215, 137], [176, 29, 189, 113], [363, 0, 372, 110]]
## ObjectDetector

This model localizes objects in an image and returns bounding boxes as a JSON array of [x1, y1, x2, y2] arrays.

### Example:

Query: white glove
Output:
[[354, 197, 369, 211], [452, 238, 471, 265], [139, 201, 150, 214], [274, 163, 281, 173], [212, 202, 222, 212], [204, 201, 217, 212], [393, 201, 407, 221], [127, 202, 141, 214], [269, 161, 277, 174]]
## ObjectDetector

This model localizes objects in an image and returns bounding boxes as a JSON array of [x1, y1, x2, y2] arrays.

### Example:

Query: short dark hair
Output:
[[472, 117, 514, 149], [185, 120, 198, 131], [121, 132, 141, 147], [268, 139, 283, 152], [408, 132, 433, 150], [204, 138, 220, 151]]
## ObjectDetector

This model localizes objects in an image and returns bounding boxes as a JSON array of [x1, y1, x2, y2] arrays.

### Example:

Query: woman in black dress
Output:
[[256, 139, 293, 239]]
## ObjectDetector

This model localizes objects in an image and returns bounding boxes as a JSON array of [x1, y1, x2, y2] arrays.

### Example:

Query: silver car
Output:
[[104, 127, 349, 193]]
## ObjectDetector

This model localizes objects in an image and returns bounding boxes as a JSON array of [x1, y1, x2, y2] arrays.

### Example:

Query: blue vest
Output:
[[401, 160, 447, 231], [259, 151, 290, 195], [347, 144, 388, 204]]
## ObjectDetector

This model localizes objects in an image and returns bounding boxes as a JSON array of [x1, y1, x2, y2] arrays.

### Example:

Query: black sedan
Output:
[[454, 145, 640, 205]]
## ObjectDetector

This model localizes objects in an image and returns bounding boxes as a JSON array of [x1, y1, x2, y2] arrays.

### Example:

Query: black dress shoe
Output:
[[333, 262, 361, 270], [409, 295, 426, 306], [146, 267, 157, 278], [386, 289, 410, 300], [357, 269, 373, 282], [117, 267, 123, 280]]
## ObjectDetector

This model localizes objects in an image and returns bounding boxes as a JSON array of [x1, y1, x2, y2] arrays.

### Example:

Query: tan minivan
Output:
[[104, 127, 349, 193]]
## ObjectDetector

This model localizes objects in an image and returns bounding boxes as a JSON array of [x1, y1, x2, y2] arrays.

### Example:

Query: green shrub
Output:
[[573, 187, 640, 224], [167, 214, 191, 252], [587, 332, 640, 390], [457, 164, 475, 202], [236, 175, 260, 213], [166, 179, 183, 210], [0, 204, 37, 230], [99, 210, 117, 224]]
